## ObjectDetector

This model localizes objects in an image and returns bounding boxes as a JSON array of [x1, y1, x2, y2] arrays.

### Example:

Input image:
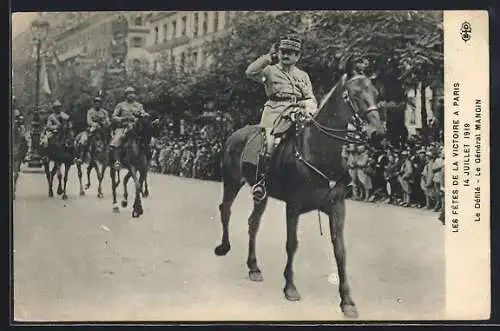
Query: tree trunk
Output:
[[420, 81, 428, 143]]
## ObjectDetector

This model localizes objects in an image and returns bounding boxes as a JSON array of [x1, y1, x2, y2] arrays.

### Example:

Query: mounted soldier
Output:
[[109, 86, 150, 170], [40, 100, 71, 149], [245, 35, 318, 201], [75, 96, 111, 164]]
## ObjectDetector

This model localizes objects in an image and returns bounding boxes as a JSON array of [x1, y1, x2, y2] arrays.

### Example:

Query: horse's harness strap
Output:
[[295, 150, 337, 190]]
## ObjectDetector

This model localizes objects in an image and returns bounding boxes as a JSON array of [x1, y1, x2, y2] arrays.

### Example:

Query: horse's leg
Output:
[[56, 162, 63, 195], [283, 202, 301, 301], [77, 163, 85, 196], [97, 163, 106, 199], [85, 163, 93, 190], [129, 166, 142, 218], [61, 162, 71, 200], [143, 171, 149, 198], [328, 198, 358, 318], [44, 161, 54, 197], [214, 178, 244, 256], [122, 170, 131, 207], [110, 167, 119, 212], [247, 197, 268, 281]]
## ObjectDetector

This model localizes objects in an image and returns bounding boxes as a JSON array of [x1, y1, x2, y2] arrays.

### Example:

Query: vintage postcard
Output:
[[11, 10, 490, 322]]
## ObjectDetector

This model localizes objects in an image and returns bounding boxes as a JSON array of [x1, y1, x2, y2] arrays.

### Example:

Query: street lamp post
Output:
[[27, 18, 49, 168]]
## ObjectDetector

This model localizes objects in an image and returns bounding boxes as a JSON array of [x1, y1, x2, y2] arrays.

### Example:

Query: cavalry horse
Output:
[[119, 117, 159, 207], [214, 73, 385, 318], [40, 126, 79, 200], [12, 120, 29, 199], [110, 114, 152, 218], [75, 127, 111, 199]]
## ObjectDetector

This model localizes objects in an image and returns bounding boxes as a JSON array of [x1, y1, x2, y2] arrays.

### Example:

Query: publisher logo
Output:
[[460, 21, 472, 42]]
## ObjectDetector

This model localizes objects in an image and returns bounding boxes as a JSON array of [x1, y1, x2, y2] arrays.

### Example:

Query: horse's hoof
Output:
[[57, 188, 63, 195], [249, 270, 264, 282], [143, 191, 149, 198], [121, 200, 128, 208], [341, 304, 359, 319], [97, 192, 103, 199], [85, 184, 90, 190], [113, 205, 119, 213], [62, 194, 68, 200], [284, 285, 301, 301], [132, 210, 139, 218], [137, 205, 144, 215], [214, 243, 231, 256], [80, 190, 85, 196], [49, 192, 54, 198]]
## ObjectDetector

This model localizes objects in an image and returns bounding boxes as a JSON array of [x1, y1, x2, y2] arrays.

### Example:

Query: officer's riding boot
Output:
[[251, 136, 277, 203]]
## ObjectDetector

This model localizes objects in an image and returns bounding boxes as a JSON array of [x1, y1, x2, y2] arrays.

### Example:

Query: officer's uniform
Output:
[[246, 53, 317, 137], [245, 36, 317, 202], [41, 101, 70, 147], [110, 100, 147, 148], [398, 152, 414, 205]]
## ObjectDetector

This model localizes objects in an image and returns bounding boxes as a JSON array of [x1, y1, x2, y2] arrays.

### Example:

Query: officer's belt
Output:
[[268, 95, 302, 103]]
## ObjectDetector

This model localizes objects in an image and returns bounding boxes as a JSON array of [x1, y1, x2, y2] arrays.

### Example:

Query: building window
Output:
[[203, 12, 208, 35], [192, 51, 198, 67], [154, 26, 159, 44], [181, 16, 187, 36], [172, 21, 177, 38], [131, 36, 143, 48], [163, 24, 168, 42], [194, 13, 199, 37], [134, 15, 143, 26], [214, 12, 219, 32]]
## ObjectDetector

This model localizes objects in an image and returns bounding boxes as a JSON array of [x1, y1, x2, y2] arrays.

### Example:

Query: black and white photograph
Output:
[[10, 10, 489, 322]]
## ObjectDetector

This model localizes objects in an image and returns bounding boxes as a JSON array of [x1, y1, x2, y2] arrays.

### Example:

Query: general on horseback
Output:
[[40, 100, 77, 199], [75, 96, 111, 198], [245, 35, 318, 202], [109, 86, 151, 217], [214, 35, 386, 319]]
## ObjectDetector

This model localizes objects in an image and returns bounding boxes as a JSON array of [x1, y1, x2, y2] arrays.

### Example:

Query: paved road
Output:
[[13, 167, 444, 321]]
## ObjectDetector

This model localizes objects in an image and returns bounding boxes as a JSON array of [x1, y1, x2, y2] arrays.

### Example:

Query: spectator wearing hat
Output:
[[411, 147, 428, 208], [355, 144, 372, 201], [432, 148, 444, 212], [398, 149, 414, 207], [421, 151, 436, 209]]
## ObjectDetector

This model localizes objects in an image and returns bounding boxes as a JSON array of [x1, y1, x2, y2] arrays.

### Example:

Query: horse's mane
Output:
[[317, 73, 347, 111]]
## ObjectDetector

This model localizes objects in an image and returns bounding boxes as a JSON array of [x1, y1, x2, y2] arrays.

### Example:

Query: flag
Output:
[[40, 57, 52, 95]]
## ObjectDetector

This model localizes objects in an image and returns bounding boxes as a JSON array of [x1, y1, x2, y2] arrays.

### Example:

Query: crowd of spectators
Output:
[[149, 115, 444, 223]]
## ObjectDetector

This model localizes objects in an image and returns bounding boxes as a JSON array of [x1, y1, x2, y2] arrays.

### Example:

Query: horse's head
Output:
[[340, 74, 386, 139]]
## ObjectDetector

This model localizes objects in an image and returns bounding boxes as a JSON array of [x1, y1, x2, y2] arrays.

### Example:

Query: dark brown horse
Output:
[[75, 127, 111, 199], [40, 125, 79, 200], [214, 73, 385, 318], [110, 114, 152, 218]]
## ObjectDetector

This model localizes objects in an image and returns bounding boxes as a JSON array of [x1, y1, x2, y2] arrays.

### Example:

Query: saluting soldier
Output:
[[245, 35, 318, 201], [109, 86, 149, 170], [76, 96, 111, 164]]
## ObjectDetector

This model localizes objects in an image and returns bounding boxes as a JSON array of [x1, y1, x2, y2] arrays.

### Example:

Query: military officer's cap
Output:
[[52, 100, 62, 108], [279, 35, 302, 52], [125, 86, 136, 94]]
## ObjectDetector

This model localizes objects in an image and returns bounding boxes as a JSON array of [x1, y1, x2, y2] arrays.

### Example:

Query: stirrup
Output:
[[251, 179, 267, 203]]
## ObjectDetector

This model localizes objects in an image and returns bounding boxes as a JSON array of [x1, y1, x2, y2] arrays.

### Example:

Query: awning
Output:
[[57, 46, 86, 62]]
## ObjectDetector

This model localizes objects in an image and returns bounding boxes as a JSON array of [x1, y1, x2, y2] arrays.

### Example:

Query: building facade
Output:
[[146, 11, 238, 72]]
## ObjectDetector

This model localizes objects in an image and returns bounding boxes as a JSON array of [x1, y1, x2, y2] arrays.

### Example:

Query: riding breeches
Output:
[[110, 128, 127, 148]]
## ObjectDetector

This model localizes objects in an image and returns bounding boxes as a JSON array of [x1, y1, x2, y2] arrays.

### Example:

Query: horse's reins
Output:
[[293, 75, 378, 236]]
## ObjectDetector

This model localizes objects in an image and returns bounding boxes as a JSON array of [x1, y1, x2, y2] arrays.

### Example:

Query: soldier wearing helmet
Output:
[[75, 96, 111, 164], [109, 86, 149, 169], [245, 35, 318, 202], [40, 100, 70, 148]]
